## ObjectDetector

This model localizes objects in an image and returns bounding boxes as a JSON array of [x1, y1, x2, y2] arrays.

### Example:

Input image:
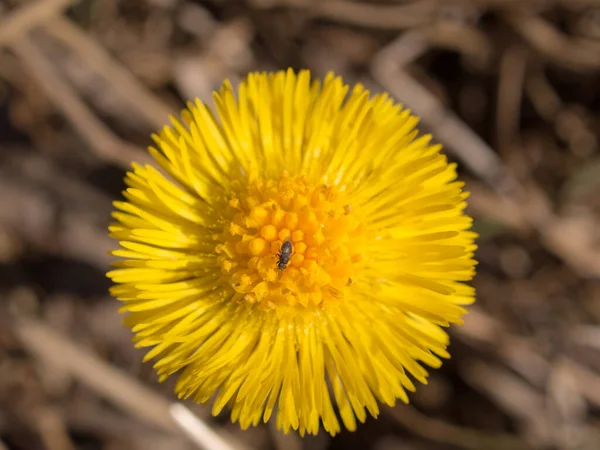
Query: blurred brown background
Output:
[[1, 0, 600, 449]]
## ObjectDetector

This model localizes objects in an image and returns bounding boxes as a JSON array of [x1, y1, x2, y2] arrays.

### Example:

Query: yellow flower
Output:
[[107, 69, 477, 436]]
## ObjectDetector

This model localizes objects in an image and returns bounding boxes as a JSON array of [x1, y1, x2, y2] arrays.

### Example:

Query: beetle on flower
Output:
[[107, 69, 478, 437]]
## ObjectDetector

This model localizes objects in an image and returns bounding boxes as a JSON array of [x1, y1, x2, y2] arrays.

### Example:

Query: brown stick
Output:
[[460, 360, 552, 446], [372, 33, 521, 196], [34, 407, 78, 450], [0, 0, 78, 47], [388, 405, 533, 450], [253, 0, 436, 30], [506, 12, 600, 71], [14, 316, 247, 450], [43, 16, 173, 130], [10, 36, 153, 169], [372, 32, 600, 279], [15, 316, 178, 432], [496, 46, 528, 156]]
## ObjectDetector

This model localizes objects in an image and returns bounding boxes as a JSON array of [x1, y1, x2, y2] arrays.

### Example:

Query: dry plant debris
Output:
[[0, 0, 600, 449]]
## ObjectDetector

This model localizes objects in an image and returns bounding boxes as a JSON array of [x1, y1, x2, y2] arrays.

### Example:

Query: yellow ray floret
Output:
[[107, 69, 478, 436]]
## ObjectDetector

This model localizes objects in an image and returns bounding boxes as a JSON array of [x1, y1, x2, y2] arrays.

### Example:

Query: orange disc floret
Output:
[[218, 172, 365, 309]]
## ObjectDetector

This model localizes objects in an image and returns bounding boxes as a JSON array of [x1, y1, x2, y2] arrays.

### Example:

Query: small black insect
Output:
[[276, 237, 293, 270]]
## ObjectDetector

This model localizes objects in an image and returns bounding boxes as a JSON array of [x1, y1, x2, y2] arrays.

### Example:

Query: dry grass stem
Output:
[[0, 0, 78, 46], [10, 36, 153, 169], [44, 16, 174, 130], [14, 317, 246, 450], [506, 12, 600, 71], [387, 405, 532, 450]]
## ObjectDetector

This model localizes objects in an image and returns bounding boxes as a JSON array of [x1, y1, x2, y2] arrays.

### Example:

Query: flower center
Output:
[[216, 172, 365, 310]]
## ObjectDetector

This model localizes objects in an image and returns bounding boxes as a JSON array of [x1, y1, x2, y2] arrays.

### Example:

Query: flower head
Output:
[[108, 69, 477, 436]]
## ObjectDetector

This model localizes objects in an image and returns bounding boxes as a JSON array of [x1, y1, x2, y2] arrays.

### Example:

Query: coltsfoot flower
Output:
[[108, 69, 477, 436]]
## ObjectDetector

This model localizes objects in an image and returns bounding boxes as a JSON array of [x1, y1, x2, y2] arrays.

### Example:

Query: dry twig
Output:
[[43, 16, 174, 130], [34, 407, 78, 450], [421, 21, 493, 68], [372, 32, 521, 196], [496, 46, 528, 155], [387, 405, 532, 450], [457, 307, 551, 387], [460, 360, 552, 446], [373, 31, 600, 279], [14, 316, 248, 450], [524, 65, 562, 121], [0, 0, 77, 46], [506, 12, 600, 71], [566, 361, 600, 409], [10, 36, 152, 169], [0, 173, 113, 270], [252, 0, 437, 30]]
